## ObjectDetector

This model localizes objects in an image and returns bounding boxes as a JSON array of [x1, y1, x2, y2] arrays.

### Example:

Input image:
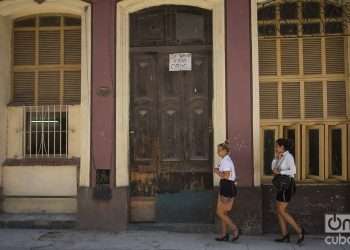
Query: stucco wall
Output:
[[0, 0, 92, 190], [3, 197, 77, 214], [0, 16, 11, 187], [3, 166, 78, 196]]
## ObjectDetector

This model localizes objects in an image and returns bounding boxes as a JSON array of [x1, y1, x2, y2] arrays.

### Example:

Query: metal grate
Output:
[[23, 105, 69, 158]]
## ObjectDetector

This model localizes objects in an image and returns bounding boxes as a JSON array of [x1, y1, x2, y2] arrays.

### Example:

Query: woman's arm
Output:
[[214, 168, 220, 177], [213, 168, 230, 179], [220, 171, 231, 179]]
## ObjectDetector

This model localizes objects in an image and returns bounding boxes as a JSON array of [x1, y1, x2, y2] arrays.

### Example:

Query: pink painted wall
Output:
[[90, 0, 116, 184], [225, 0, 254, 187]]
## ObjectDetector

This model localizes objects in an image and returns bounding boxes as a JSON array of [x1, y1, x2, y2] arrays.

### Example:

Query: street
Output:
[[0, 229, 347, 250]]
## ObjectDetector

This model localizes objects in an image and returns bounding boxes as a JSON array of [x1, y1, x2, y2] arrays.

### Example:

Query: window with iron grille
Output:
[[24, 106, 68, 158], [258, 0, 349, 182], [12, 15, 81, 105]]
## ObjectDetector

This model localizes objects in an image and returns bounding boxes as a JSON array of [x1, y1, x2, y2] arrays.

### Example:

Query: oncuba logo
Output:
[[325, 214, 350, 233], [324, 214, 350, 246]]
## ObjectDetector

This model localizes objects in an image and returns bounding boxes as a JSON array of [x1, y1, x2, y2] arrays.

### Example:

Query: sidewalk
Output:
[[0, 229, 346, 250]]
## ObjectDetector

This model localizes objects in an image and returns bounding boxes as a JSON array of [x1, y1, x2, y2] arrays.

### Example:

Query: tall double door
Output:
[[130, 50, 213, 222]]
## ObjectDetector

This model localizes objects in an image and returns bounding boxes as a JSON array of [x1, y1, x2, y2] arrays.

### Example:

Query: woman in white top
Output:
[[272, 138, 304, 244], [213, 141, 239, 242]]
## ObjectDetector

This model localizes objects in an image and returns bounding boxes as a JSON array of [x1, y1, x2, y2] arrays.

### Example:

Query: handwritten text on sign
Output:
[[169, 53, 192, 71]]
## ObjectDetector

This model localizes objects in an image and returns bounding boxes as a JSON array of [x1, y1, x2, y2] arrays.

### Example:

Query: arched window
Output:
[[258, 0, 349, 182], [12, 14, 81, 105]]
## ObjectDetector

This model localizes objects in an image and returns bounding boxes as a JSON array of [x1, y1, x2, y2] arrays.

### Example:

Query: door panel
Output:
[[130, 51, 213, 222], [129, 5, 213, 223]]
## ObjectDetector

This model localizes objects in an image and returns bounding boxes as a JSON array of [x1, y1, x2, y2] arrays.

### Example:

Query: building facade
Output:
[[0, 0, 349, 233]]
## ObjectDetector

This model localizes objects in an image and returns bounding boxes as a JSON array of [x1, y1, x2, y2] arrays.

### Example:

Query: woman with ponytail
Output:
[[272, 138, 305, 244], [213, 140, 240, 242]]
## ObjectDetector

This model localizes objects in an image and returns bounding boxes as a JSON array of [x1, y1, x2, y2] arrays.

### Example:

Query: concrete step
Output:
[[0, 213, 77, 229], [129, 223, 217, 234]]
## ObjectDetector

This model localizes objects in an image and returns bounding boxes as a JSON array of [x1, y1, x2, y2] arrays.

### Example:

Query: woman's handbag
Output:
[[272, 174, 291, 191]]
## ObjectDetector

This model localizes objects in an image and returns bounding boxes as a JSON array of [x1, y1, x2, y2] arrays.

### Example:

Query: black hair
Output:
[[275, 138, 292, 152], [218, 140, 230, 152]]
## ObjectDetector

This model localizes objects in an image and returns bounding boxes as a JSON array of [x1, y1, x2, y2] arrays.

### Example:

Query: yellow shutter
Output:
[[281, 38, 299, 75], [260, 82, 278, 119], [303, 38, 322, 74], [326, 36, 345, 74], [64, 30, 81, 65], [304, 82, 323, 118], [282, 82, 300, 119], [38, 71, 60, 105], [39, 31, 61, 65], [14, 31, 35, 65], [327, 81, 346, 117], [13, 72, 35, 105], [259, 39, 277, 76], [64, 71, 81, 104]]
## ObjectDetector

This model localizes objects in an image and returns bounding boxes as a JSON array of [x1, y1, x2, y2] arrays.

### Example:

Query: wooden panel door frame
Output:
[[116, 0, 226, 189], [283, 124, 301, 181], [260, 125, 279, 182], [326, 122, 348, 181], [302, 124, 325, 181]]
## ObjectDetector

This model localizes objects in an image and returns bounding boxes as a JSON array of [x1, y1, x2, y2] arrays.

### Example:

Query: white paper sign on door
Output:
[[169, 53, 192, 72]]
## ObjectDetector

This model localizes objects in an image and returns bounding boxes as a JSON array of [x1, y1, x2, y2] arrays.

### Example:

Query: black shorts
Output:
[[219, 179, 237, 198], [276, 177, 296, 202]]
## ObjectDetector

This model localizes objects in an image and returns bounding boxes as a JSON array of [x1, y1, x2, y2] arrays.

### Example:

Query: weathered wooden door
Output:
[[129, 6, 213, 223]]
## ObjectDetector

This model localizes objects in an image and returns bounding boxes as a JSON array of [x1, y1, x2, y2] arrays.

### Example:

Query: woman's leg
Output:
[[277, 202, 301, 234], [216, 196, 227, 236], [276, 202, 288, 236], [217, 197, 238, 236]]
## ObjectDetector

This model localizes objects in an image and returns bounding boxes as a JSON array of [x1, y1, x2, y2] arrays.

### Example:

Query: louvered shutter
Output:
[[304, 82, 323, 118], [327, 81, 346, 117], [259, 39, 277, 76], [64, 30, 81, 64], [281, 39, 299, 75], [39, 31, 60, 65], [282, 82, 300, 119], [303, 38, 322, 74], [14, 31, 35, 65], [13, 72, 35, 104], [64, 71, 81, 104], [38, 71, 60, 105], [326, 37, 344, 74], [260, 82, 278, 119]]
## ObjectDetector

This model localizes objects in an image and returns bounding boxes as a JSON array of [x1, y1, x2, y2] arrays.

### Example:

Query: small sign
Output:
[[169, 53, 192, 72]]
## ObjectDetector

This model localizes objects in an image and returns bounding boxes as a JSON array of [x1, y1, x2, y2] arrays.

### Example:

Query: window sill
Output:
[[7, 102, 81, 107], [2, 157, 80, 167], [261, 180, 350, 186]]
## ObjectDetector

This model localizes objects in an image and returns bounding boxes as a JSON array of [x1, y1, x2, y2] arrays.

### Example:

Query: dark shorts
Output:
[[276, 177, 296, 202], [219, 179, 237, 198]]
